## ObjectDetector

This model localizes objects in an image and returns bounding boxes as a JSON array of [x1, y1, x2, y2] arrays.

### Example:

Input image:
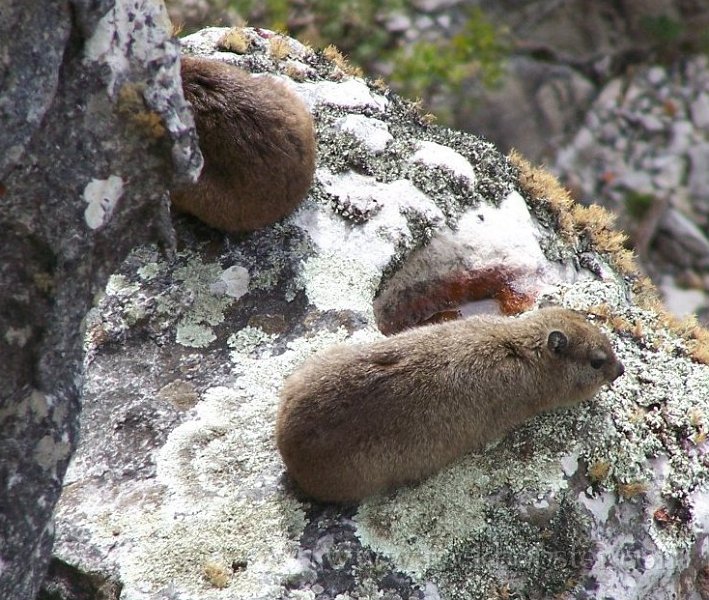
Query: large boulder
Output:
[[45, 27, 709, 600], [0, 0, 200, 597]]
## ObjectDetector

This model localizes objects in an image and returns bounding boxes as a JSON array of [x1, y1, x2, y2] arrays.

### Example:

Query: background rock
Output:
[[163, 1, 709, 324], [45, 27, 709, 600], [554, 56, 709, 322], [0, 0, 200, 597]]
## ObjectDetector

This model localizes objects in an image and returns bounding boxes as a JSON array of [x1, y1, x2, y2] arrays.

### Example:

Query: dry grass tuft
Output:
[[323, 44, 363, 77], [218, 28, 251, 54]]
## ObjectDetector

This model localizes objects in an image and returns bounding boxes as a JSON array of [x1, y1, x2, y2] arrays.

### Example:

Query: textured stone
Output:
[[44, 26, 709, 600], [0, 0, 200, 597]]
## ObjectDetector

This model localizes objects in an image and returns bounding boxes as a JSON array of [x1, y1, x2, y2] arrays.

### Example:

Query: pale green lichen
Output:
[[176, 322, 217, 348], [355, 446, 573, 579], [29, 389, 49, 420], [227, 326, 278, 359], [299, 251, 381, 321], [137, 262, 160, 281], [34, 434, 72, 470], [116, 327, 367, 599], [105, 273, 140, 297], [172, 254, 238, 348], [353, 278, 709, 596]]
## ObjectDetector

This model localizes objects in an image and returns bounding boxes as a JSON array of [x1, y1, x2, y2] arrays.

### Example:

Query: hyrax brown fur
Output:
[[276, 307, 624, 503], [172, 56, 316, 232]]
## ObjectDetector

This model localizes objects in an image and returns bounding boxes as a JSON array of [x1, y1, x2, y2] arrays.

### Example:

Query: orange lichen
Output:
[[117, 84, 166, 139], [375, 266, 536, 335]]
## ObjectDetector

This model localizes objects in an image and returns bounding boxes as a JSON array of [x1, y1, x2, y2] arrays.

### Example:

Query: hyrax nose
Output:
[[613, 361, 625, 381]]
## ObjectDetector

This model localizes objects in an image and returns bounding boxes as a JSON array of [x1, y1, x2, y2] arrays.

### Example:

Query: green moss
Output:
[[640, 14, 684, 46], [390, 9, 509, 105], [220, 2, 508, 124], [625, 191, 655, 219]]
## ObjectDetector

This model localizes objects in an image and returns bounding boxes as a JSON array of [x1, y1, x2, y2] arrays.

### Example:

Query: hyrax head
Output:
[[532, 307, 625, 407]]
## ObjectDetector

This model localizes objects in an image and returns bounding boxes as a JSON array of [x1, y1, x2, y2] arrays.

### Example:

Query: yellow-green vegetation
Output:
[[624, 191, 655, 219], [390, 8, 509, 101], [219, 1, 509, 120]]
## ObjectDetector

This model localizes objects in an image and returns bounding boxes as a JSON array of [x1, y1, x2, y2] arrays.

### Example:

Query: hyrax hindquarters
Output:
[[276, 307, 624, 503], [172, 56, 316, 232]]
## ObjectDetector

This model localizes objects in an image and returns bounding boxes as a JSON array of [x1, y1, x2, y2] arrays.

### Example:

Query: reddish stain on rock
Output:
[[375, 266, 537, 335]]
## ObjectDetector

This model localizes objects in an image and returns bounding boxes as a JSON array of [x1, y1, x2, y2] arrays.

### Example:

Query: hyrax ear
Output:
[[547, 330, 568, 354]]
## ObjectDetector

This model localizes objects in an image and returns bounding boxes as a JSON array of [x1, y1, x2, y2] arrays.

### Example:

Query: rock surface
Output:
[[45, 27, 709, 600], [554, 56, 709, 323], [0, 0, 200, 597]]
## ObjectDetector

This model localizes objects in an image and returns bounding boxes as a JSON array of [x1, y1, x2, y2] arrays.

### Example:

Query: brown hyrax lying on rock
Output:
[[172, 56, 316, 232], [276, 307, 624, 503]]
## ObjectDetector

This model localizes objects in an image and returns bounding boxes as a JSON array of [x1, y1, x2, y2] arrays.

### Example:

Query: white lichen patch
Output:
[[228, 326, 278, 359], [410, 141, 477, 187], [217, 265, 250, 299], [299, 251, 380, 319], [355, 445, 571, 578], [4, 325, 32, 347], [84, 0, 172, 94], [105, 273, 140, 298], [175, 322, 216, 348], [83, 175, 124, 230], [34, 434, 72, 470], [293, 79, 388, 112], [308, 168, 445, 270], [454, 190, 547, 267], [137, 262, 160, 281], [334, 115, 393, 154], [173, 255, 237, 348], [114, 328, 367, 599]]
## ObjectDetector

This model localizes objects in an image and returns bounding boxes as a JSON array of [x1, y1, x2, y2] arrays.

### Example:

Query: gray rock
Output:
[[46, 26, 709, 600], [690, 93, 709, 130], [460, 57, 595, 159], [688, 144, 709, 201], [659, 208, 709, 260], [0, 0, 200, 597]]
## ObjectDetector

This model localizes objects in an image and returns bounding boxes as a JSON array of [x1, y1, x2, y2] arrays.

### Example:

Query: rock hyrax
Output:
[[276, 307, 624, 503], [172, 56, 316, 232]]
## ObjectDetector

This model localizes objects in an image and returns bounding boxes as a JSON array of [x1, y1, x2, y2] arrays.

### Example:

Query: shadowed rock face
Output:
[[0, 1, 200, 597], [37, 25, 709, 600]]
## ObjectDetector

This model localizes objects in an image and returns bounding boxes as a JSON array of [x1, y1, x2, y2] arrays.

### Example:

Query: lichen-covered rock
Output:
[[47, 27, 709, 600], [0, 0, 200, 597]]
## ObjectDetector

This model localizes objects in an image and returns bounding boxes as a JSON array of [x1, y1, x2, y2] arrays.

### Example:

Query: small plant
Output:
[[390, 8, 509, 102], [624, 191, 655, 219], [640, 14, 684, 46], [218, 1, 509, 124]]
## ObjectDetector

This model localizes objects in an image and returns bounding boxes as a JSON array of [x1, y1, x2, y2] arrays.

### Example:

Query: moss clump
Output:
[[625, 191, 655, 219]]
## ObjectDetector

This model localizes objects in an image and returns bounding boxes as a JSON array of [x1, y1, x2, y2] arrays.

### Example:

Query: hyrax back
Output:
[[276, 307, 624, 503], [172, 56, 316, 232]]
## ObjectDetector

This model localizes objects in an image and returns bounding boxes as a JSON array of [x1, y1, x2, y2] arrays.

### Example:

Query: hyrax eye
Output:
[[590, 350, 607, 369]]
